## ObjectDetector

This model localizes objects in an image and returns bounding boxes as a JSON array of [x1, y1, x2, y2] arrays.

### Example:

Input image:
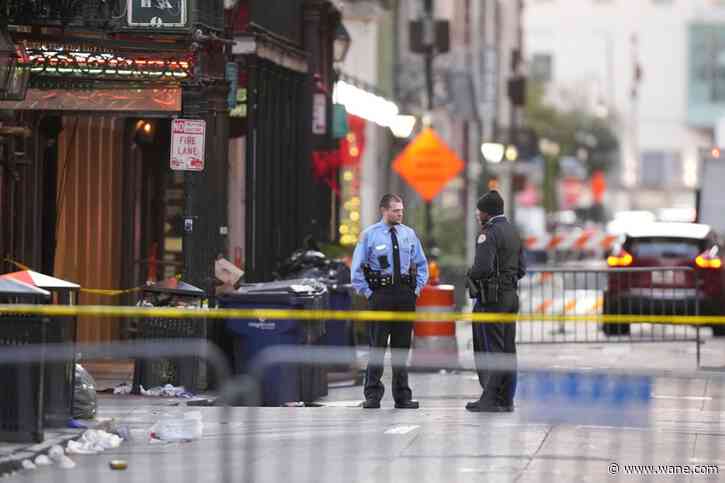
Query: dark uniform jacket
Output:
[[470, 215, 526, 289]]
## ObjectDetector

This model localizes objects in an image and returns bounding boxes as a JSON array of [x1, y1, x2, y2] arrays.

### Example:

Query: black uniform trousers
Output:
[[364, 285, 417, 403], [472, 290, 519, 405]]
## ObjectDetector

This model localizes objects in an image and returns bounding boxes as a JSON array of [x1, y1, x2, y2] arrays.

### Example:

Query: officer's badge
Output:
[[477, 234, 486, 244]]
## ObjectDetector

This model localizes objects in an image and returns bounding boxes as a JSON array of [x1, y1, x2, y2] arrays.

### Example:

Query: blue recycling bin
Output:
[[320, 285, 353, 347], [221, 280, 328, 406], [319, 284, 358, 376]]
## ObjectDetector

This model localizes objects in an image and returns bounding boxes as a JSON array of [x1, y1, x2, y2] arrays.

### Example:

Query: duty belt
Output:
[[363, 264, 415, 291]]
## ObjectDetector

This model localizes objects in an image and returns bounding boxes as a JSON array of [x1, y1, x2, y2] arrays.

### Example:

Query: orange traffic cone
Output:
[[410, 283, 459, 371]]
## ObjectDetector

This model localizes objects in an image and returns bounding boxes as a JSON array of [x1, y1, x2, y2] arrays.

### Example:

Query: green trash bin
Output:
[[0, 270, 80, 427], [0, 278, 50, 443], [132, 278, 207, 394]]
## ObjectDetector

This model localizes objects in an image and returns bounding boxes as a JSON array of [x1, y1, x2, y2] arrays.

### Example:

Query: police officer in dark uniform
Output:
[[465, 190, 526, 412], [352, 194, 429, 409]]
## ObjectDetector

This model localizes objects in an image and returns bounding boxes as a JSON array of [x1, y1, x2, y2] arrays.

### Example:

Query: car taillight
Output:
[[695, 246, 723, 269], [607, 250, 633, 267]]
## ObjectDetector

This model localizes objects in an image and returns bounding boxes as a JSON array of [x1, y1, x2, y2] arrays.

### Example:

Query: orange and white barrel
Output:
[[410, 284, 458, 371]]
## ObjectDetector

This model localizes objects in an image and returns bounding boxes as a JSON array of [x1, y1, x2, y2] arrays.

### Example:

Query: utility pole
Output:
[[506, 0, 525, 224], [423, 0, 435, 248], [629, 33, 642, 195], [409, 0, 448, 248]]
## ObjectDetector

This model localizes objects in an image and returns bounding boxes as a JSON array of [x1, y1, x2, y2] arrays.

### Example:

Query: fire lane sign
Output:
[[171, 119, 205, 171]]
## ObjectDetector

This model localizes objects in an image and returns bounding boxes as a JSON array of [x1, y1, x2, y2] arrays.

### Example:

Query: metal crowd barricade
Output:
[[215, 345, 725, 483], [0, 316, 723, 482], [517, 267, 703, 361]]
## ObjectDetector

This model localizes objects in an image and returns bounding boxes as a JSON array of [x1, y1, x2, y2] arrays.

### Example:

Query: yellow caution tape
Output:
[[1, 259, 722, 325], [0, 304, 724, 325], [80, 287, 142, 297], [80, 274, 183, 297]]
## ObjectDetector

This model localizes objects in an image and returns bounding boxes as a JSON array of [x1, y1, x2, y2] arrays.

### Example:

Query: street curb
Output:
[[0, 420, 112, 478]]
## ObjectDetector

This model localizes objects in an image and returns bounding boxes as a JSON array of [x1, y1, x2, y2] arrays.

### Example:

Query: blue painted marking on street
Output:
[[517, 372, 652, 427]]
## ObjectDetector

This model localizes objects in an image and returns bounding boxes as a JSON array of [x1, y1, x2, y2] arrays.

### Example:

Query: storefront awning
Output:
[[0, 87, 181, 112], [0, 270, 80, 289]]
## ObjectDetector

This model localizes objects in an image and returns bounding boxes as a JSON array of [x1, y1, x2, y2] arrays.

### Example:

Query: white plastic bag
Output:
[[48, 445, 76, 469], [149, 411, 203, 442], [34, 455, 52, 466], [66, 430, 123, 454]]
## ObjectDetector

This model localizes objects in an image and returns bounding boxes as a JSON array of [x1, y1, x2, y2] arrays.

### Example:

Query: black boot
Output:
[[465, 400, 512, 412], [362, 399, 381, 409]]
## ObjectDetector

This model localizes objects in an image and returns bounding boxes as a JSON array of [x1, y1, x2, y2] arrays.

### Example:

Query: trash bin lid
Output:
[[0, 270, 80, 289], [238, 279, 327, 296], [0, 278, 51, 298], [143, 277, 206, 297]]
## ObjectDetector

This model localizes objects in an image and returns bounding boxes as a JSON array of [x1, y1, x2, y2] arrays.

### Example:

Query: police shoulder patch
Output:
[[477, 234, 486, 244]]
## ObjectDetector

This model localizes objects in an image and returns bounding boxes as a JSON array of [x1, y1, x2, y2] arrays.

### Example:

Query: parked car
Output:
[[603, 222, 724, 336]]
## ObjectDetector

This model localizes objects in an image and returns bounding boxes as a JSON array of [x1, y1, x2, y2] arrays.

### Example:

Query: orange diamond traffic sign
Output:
[[392, 128, 465, 202]]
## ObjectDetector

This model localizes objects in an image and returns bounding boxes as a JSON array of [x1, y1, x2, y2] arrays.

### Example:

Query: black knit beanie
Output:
[[477, 190, 504, 216]]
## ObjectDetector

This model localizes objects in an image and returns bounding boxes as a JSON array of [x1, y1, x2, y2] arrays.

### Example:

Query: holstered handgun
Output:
[[466, 275, 481, 299], [408, 264, 417, 291], [468, 276, 500, 304], [481, 277, 500, 304], [362, 263, 374, 282]]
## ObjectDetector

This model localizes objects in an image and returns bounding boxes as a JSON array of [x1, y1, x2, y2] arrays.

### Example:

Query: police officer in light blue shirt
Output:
[[352, 194, 429, 409]]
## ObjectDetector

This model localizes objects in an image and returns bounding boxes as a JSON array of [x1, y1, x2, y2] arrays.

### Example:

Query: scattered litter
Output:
[[141, 384, 194, 398], [109, 460, 128, 471], [149, 411, 203, 442], [66, 440, 97, 455], [48, 445, 76, 469], [113, 383, 133, 395], [73, 364, 97, 419], [21, 460, 36, 471], [33, 455, 52, 466], [66, 430, 123, 455], [48, 445, 64, 460], [107, 420, 131, 441]]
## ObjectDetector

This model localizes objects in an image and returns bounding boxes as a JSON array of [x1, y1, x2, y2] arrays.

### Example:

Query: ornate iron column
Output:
[[181, 81, 230, 290]]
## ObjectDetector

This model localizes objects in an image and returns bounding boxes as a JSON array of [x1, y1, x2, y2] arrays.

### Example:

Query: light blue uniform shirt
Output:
[[352, 220, 429, 299]]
